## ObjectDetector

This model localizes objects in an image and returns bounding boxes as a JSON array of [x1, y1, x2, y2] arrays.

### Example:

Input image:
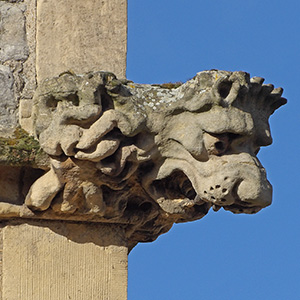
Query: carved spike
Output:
[[250, 76, 265, 84], [271, 87, 284, 96], [270, 97, 287, 113]]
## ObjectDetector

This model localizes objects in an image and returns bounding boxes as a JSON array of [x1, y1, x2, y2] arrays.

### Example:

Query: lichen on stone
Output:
[[0, 127, 48, 167]]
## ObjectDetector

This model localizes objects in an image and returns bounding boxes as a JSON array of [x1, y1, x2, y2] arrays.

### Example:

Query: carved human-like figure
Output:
[[17, 70, 286, 244]]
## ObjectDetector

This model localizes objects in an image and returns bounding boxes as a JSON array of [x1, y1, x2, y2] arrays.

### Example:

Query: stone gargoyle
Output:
[[0, 70, 286, 247]]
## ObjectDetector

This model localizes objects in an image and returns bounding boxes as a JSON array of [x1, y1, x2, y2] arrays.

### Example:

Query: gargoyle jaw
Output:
[[193, 165, 272, 215], [148, 153, 272, 220], [210, 181, 272, 214], [222, 170, 273, 214]]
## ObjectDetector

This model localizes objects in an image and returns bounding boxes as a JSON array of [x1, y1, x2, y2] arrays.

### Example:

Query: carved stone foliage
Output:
[[0, 70, 286, 246]]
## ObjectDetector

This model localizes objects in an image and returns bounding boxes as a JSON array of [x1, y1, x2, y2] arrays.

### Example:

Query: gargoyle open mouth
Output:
[[150, 170, 211, 222], [160, 170, 197, 201]]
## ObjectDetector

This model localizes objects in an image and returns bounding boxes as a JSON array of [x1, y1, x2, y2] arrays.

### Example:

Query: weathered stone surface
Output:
[[0, 2, 29, 62], [36, 0, 127, 82], [0, 65, 17, 137], [21, 0, 38, 99], [0, 70, 286, 247], [2, 221, 128, 300], [19, 98, 34, 132], [0, 0, 37, 139]]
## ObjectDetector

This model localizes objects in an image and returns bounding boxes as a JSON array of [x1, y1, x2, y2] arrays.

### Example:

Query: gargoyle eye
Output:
[[204, 132, 243, 156], [203, 132, 229, 156]]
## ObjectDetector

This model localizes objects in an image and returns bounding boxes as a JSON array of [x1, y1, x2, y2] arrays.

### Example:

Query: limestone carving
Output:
[[0, 70, 286, 246]]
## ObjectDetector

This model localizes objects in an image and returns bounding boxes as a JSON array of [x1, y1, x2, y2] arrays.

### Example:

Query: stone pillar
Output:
[[2, 222, 127, 300], [0, 1, 128, 299], [36, 0, 127, 82]]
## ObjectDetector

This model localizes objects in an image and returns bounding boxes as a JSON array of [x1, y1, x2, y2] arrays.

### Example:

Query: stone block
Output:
[[36, 0, 127, 82], [19, 98, 33, 119], [2, 222, 128, 300], [0, 2, 29, 62], [19, 98, 34, 133], [22, 0, 38, 99], [0, 65, 17, 137]]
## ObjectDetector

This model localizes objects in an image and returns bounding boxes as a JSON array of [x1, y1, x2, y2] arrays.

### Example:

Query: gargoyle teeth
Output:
[[193, 194, 205, 205], [212, 205, 221, 212], [179, 178, 196, 200]]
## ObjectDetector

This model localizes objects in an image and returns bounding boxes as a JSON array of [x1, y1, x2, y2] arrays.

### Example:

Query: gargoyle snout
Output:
[[235, 162, 272, 208], [224, 153, 273, 212], [196, 152, 272, 213]]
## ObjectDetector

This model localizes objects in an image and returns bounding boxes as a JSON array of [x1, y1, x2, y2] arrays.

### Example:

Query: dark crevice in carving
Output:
[[66, 93, 79, 106], [46, 95, 58, 109], [218, 80, 232, 98], [152, 170, 196, 201]]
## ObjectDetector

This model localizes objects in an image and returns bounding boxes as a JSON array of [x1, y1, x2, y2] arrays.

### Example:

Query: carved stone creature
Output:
[[3, 70, 287, 246]]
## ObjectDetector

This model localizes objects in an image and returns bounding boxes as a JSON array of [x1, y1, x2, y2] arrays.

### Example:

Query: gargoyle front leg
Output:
[[25, 165, 64, 211]]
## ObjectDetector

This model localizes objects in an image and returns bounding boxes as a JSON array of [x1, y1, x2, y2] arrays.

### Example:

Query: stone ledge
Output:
[[2, 221, 128, 299]]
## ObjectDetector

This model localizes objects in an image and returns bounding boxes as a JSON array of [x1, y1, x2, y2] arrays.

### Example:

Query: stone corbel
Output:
[[0, 70, 286, 248]]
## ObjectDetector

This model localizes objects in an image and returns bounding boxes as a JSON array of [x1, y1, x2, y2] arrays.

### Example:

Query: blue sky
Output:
[[126, 1, 300, 299]]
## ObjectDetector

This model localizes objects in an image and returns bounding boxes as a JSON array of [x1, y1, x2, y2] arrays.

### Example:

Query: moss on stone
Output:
[[0, 127, 48, 167]]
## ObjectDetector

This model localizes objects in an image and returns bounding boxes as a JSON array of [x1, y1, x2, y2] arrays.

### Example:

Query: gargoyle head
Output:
[[133, 70, 286, 219], [24, 70, 285, 244]]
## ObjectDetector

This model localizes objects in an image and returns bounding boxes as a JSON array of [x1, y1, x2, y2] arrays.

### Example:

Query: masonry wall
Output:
[[0, 0, 36, 137], [0, 0, 127, 137], [0, 1, 128, 299]]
